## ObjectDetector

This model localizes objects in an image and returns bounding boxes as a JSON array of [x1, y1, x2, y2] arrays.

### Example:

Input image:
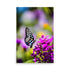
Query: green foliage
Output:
[[24, 59, 34, 63]]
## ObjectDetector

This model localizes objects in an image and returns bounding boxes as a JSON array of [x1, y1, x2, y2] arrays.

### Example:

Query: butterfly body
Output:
[[25, 27, 35, 48]]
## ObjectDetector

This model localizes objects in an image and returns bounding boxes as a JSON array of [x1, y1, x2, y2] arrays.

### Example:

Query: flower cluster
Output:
[[31, 35, 54, 63]]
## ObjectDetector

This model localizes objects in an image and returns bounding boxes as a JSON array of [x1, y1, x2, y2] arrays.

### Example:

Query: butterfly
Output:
[[24, 27, 36, 48]]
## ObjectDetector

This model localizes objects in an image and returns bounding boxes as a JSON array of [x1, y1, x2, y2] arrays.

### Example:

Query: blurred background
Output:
[[16, 7, 53, 63]]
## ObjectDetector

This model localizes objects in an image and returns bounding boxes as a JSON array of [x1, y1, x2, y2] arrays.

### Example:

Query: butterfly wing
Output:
[[25, 27, 32, 37], [25, 27, 35, 48]]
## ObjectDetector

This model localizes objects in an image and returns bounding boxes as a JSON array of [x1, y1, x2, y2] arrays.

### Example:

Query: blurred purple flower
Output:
[[16, 39, 21, 44], [34, 9, 46, 19], [20, 38, 28, 49], [17, 59, 23, 63], [16, 38, 28, 49], [34, 9, 48, 27], [19, 26, 25, 38], [21, 11, 36, 24], [31, 35, 54, 63]]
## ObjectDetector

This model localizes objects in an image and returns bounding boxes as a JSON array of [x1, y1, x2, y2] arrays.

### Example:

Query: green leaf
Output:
[[24, 59, 34, 63]]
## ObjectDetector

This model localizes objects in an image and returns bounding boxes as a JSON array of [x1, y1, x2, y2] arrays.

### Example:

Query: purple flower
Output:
[[34, 9, 48, 28], [21, 11, 36, 26], [20, 38, 28, 49], [31, 35, 54, 63], [34, 9, 46, 20], [16, 39, 21, 44], [16, 38, 28, 50], [17, 59, 23, 63]]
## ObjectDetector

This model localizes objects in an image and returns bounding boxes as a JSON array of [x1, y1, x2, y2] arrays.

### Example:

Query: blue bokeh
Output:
[[17, 7, 29, 13]]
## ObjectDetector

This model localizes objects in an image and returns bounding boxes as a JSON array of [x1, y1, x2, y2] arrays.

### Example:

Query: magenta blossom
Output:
[[20, 38, 28, 49], [16, 38, 28, 49], [16, 39, 21, 44], [31, 35, 54, 63]]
